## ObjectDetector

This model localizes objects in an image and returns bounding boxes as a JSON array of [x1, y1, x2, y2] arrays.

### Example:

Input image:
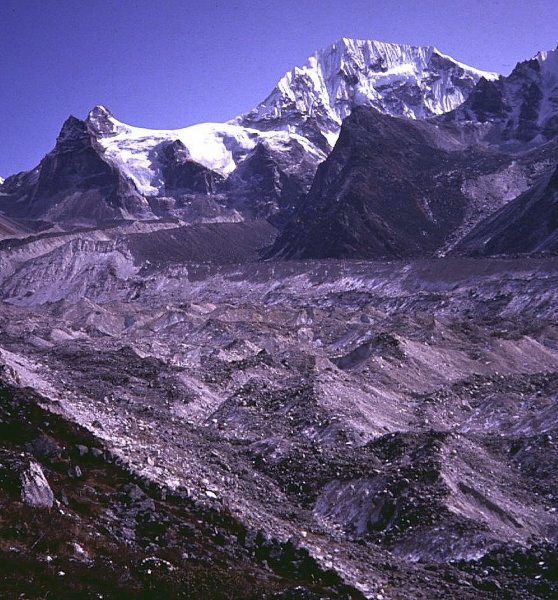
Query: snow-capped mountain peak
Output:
[[72, 41, 500, 195], [238, 38, 497, 148], [534, 46, 558, 71], [0, 38, 505, 229], [4, 39, 497, 201]]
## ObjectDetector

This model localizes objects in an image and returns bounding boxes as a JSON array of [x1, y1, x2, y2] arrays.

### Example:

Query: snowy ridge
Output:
[[87, 106, 325, 196]]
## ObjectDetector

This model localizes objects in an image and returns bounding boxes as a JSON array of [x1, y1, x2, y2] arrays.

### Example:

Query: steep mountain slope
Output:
[[456, 165, 558, 255], [268, 107, 467, 258], [0, 115, 149, 227], [268, 106, 558, 259], [269, 45, 558, 261], [444, 47, 558, 147]]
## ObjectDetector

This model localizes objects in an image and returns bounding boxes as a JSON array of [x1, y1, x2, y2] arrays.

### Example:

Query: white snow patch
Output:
[[89, 109, 323, 196]]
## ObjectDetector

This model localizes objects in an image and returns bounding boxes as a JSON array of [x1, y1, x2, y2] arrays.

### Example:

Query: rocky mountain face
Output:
[[0, 115, 149, 226], [0, 39, 492, 231], [158, 139, 225, 196], [266, 45, 558, 261], [445, 47, 558, 147], [0, 105, 327, 229], [268, 107, 469, 259], [456, 165, 558, 255], [268, 106, 558, 259]]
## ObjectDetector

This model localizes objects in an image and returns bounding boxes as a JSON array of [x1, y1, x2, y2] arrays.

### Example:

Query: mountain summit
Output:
[[239, 38, 496, 150]]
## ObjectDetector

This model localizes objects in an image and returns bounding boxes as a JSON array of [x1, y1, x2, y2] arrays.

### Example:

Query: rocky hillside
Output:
[[456, 165, 558, 255], [268, 106, 557, 259], [0, 379, 359, 599]]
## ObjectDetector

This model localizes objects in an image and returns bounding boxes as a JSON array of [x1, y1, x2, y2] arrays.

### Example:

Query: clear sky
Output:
[[1, 0, 557, 177]]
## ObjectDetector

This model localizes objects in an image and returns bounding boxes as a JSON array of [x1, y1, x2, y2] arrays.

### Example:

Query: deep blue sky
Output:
[[1, 0, 557, 177]]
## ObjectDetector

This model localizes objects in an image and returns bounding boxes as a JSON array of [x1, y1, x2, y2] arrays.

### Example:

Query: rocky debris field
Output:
[[0, 380, 361, 599], [1, 226, 558, 598]]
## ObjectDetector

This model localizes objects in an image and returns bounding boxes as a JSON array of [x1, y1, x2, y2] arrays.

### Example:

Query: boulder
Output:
[[20, 461, 54, 508]]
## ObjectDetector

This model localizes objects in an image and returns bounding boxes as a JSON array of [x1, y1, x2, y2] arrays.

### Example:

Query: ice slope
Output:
[[87, 106, 325, 196]]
